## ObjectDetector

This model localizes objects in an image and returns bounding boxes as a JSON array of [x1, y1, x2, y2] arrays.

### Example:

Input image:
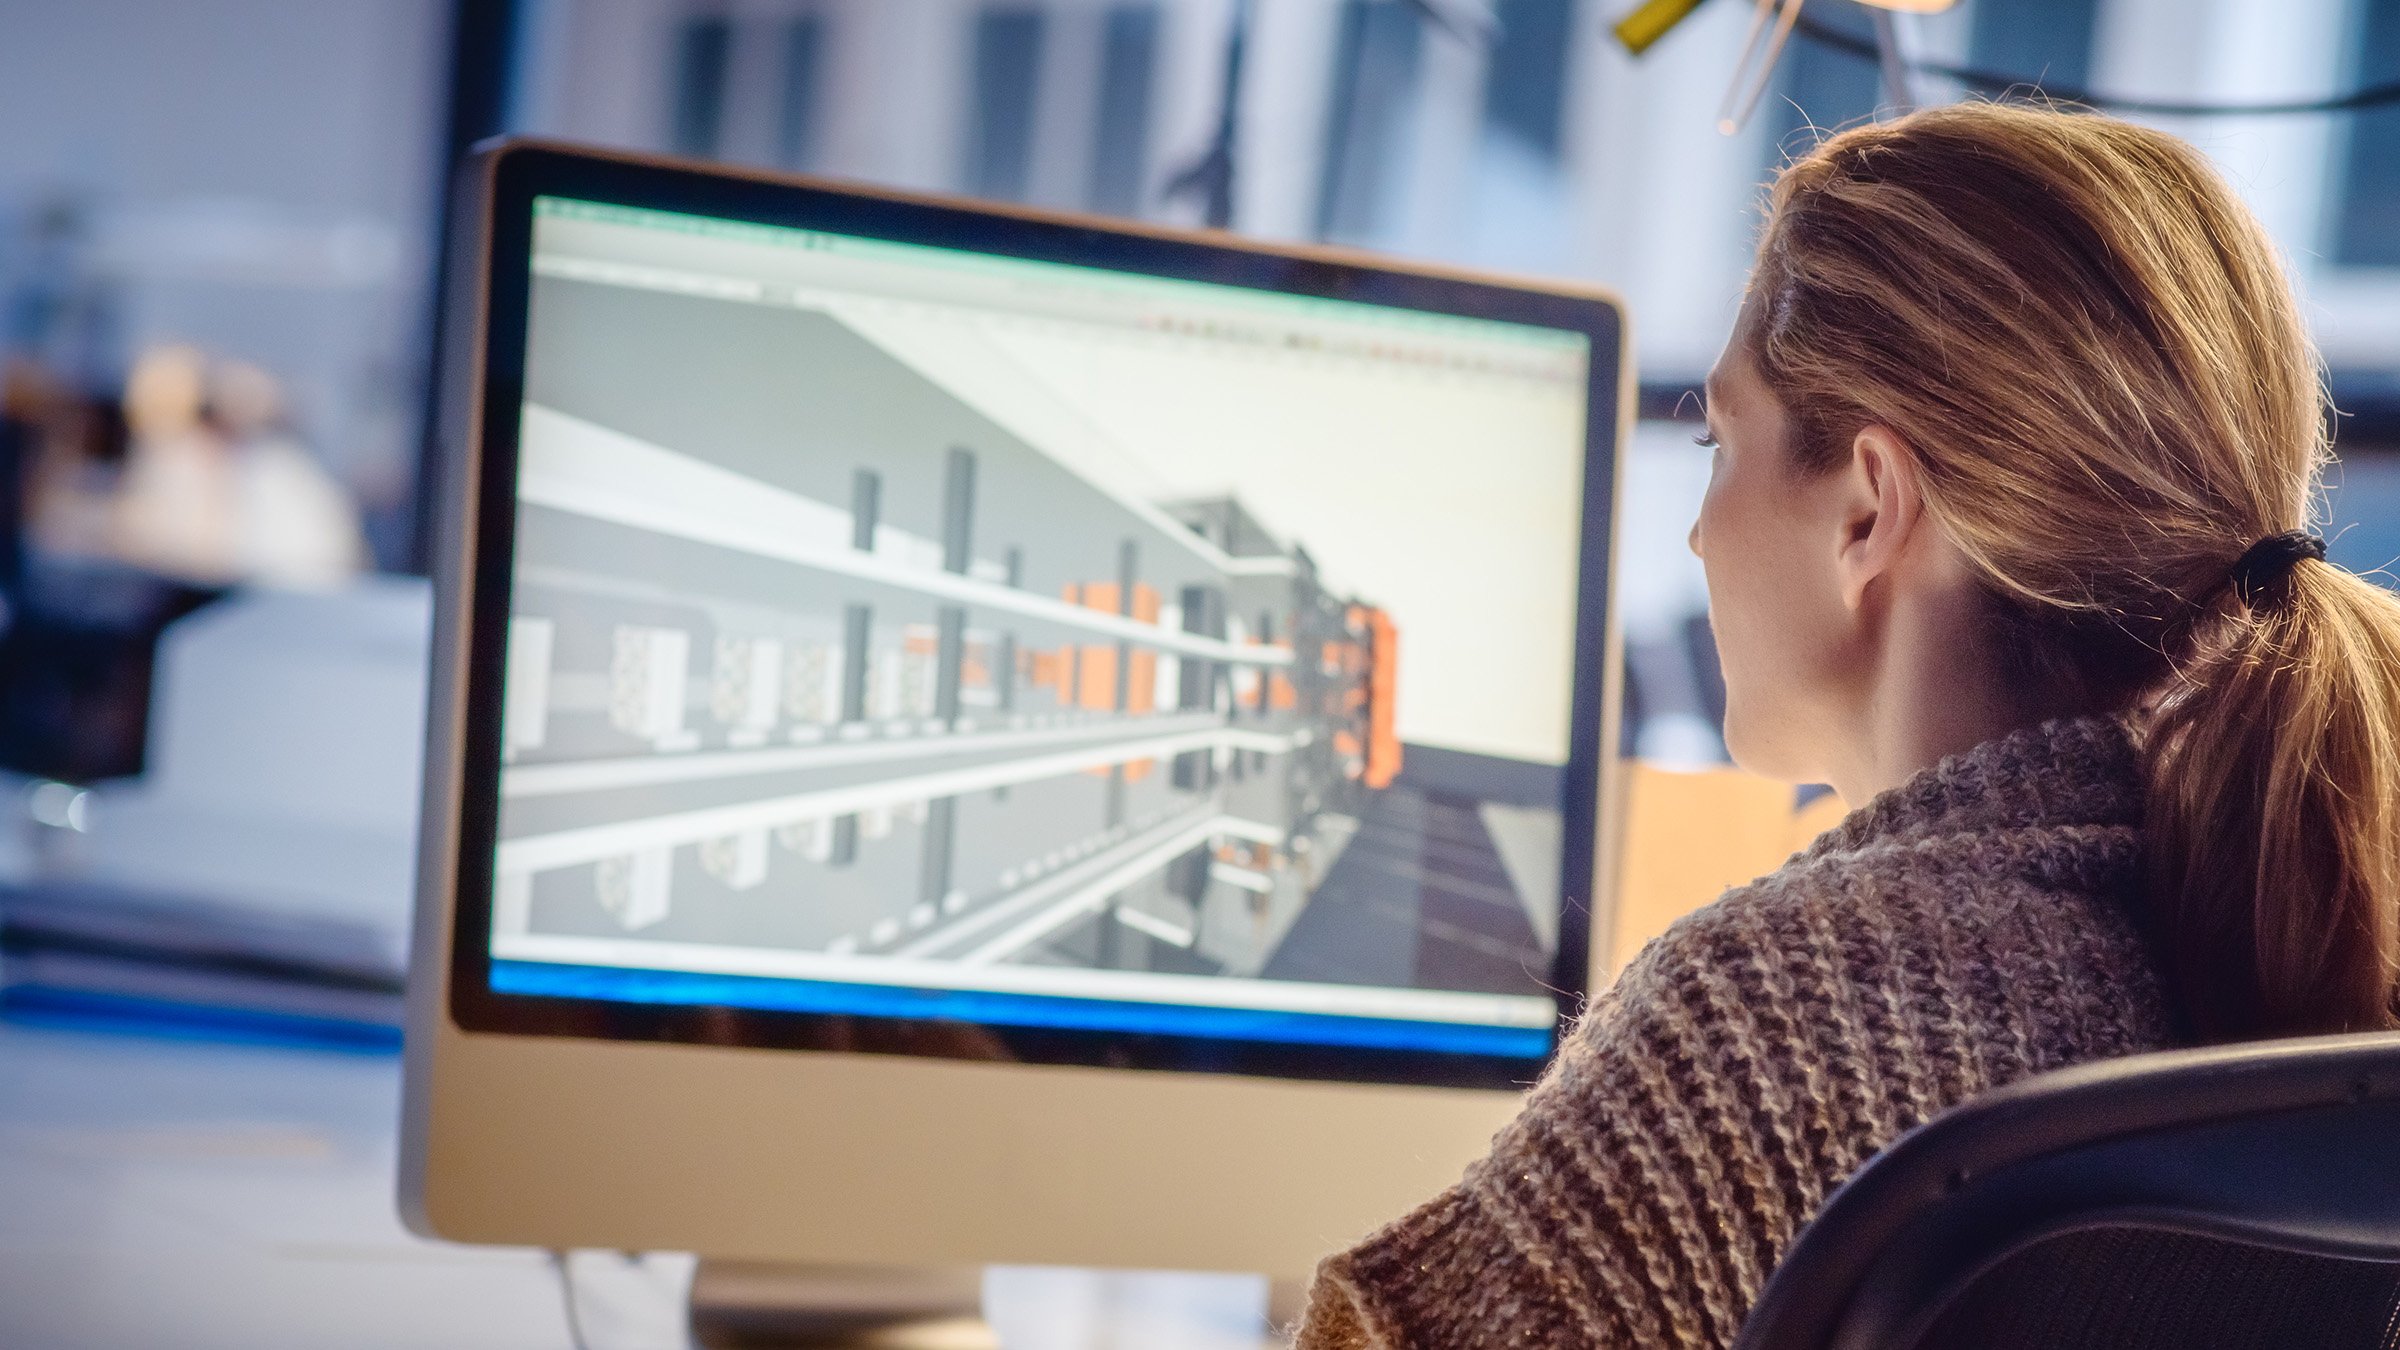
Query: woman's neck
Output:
[[1821, 584, 2090, 808]]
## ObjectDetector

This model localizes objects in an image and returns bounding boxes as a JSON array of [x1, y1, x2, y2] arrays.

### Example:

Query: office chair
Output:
[[1734, 1031, 2400, 1350]]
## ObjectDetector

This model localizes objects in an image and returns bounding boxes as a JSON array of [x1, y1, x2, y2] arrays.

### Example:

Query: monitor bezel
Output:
[[439, 139, 1627, 1092]]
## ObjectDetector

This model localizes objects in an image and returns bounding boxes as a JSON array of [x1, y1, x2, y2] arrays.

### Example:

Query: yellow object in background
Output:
[[1606, 761, 1848, 979], [1612, 0, 1709, 55]]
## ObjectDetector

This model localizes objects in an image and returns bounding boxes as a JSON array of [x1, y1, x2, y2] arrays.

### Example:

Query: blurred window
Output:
[[967, 9, 1049, 201], [1968, 0, 2098, 92], [1317, 0, 1427, 242], [1090, 5, 1162, 217], [1484, 0, 1573, 165], [780, 14, 831, 171], [672, 15, 736, 160], [2332, 0, 2400, 267]]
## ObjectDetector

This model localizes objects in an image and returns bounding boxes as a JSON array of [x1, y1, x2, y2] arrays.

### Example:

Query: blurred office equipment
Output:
[[0, 579, 426, 1046], [0, 882, 406, 1047], [0, 363, 207, 786], [404, 140, 1628, 1339], [0, 337, 371, 784], [0, 333, 405, 1047], [79, 578, 427, 936], [107, 346, 368, 590], [1735, 1031, 2400, 1350]]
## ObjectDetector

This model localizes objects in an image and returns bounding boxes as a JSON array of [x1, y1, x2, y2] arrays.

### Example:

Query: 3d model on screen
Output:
[[490, 276, 1562, 1001]]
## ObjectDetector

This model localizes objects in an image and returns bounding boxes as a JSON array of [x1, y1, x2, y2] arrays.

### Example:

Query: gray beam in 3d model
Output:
[[935, 447, 975, 727], [929, 451, 976, 863], [850, 468, 880, 551], [920, 796, 957, 913], [835, 468, 881, 865]]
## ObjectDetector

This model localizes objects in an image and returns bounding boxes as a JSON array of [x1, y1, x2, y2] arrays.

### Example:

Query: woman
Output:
[[1296, 100, 2400, 1349]]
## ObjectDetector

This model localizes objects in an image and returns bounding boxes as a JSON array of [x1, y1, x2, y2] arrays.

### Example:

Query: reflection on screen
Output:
[[485, 197, 1591, 1056]]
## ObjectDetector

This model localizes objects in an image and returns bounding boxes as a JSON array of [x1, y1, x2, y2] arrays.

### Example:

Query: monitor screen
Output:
[[468, 184, 1610, 1075]]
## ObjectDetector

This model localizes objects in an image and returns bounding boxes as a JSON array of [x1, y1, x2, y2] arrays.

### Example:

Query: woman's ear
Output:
[[1833, 424, 1926, 613]]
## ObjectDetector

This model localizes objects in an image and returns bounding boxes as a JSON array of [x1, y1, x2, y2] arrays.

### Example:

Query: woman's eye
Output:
[[1693, 431, 1721, 451]]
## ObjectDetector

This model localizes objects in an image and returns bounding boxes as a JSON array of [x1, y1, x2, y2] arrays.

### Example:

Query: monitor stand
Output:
[[688, 1261, 996, 1348]]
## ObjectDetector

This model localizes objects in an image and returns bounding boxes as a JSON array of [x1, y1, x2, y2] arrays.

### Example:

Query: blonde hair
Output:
[[1751, 100, 2400, 1041]]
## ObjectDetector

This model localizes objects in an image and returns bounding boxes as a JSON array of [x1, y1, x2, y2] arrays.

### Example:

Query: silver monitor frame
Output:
[[400, 138, 1632, 1279]]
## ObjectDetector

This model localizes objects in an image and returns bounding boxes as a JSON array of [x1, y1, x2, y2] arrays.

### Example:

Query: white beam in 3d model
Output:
[[516, 404, 1295, 666], [495, 724, 1310, 874], [501, 710, 1229, 799]]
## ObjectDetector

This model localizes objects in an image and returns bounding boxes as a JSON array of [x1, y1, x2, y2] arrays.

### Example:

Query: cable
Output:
[[549, 1249, 594, 1350], [1719, 0, 1811, 134], [1791, 13, 2400, 117]]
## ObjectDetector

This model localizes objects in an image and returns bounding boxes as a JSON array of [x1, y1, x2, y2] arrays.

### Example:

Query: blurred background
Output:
[[1, 3, 2396, 1343]]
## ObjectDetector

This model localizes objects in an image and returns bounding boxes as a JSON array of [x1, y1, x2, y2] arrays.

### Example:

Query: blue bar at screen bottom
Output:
[[488, 960, 1554, 1059]]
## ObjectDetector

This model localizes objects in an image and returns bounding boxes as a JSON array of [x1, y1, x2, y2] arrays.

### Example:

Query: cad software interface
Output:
[[484, 196, 1594, 1057]]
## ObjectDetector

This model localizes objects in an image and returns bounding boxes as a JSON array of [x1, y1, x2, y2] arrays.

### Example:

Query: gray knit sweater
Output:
[[1297, 716, 2182, 1349]]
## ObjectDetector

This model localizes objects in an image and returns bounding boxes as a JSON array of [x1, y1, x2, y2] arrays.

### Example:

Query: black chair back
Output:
[[1734, 1032, 2400, 1350]]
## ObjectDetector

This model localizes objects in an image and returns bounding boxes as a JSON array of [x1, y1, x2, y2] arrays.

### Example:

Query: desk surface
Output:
[[0, 1021, 1280, 1349]]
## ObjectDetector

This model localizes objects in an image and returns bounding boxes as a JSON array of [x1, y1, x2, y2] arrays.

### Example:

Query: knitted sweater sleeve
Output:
[[1291, 849, 2166, 1350]]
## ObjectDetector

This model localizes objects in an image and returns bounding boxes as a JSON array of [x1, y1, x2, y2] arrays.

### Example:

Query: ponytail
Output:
[[2144, 559, 2400, 1039]]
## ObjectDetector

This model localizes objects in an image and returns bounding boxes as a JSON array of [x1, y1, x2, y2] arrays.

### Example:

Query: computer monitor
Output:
[[401, 140, 1629, 1287]]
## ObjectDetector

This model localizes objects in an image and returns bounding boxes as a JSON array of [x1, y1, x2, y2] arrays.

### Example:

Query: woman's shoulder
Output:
[[1673, 806, 2149, 963], [1594, 811, 2177, 1099]]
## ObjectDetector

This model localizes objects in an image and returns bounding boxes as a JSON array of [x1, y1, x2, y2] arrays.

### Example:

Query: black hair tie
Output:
[[2226, 530, 2326, 609]]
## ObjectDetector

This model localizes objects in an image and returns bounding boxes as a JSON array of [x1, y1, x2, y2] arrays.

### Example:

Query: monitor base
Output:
[[688, 1261, 996, 1348]]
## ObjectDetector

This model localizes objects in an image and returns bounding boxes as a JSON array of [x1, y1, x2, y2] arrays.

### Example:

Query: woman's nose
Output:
[[1687, 517, 1703, 558]]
